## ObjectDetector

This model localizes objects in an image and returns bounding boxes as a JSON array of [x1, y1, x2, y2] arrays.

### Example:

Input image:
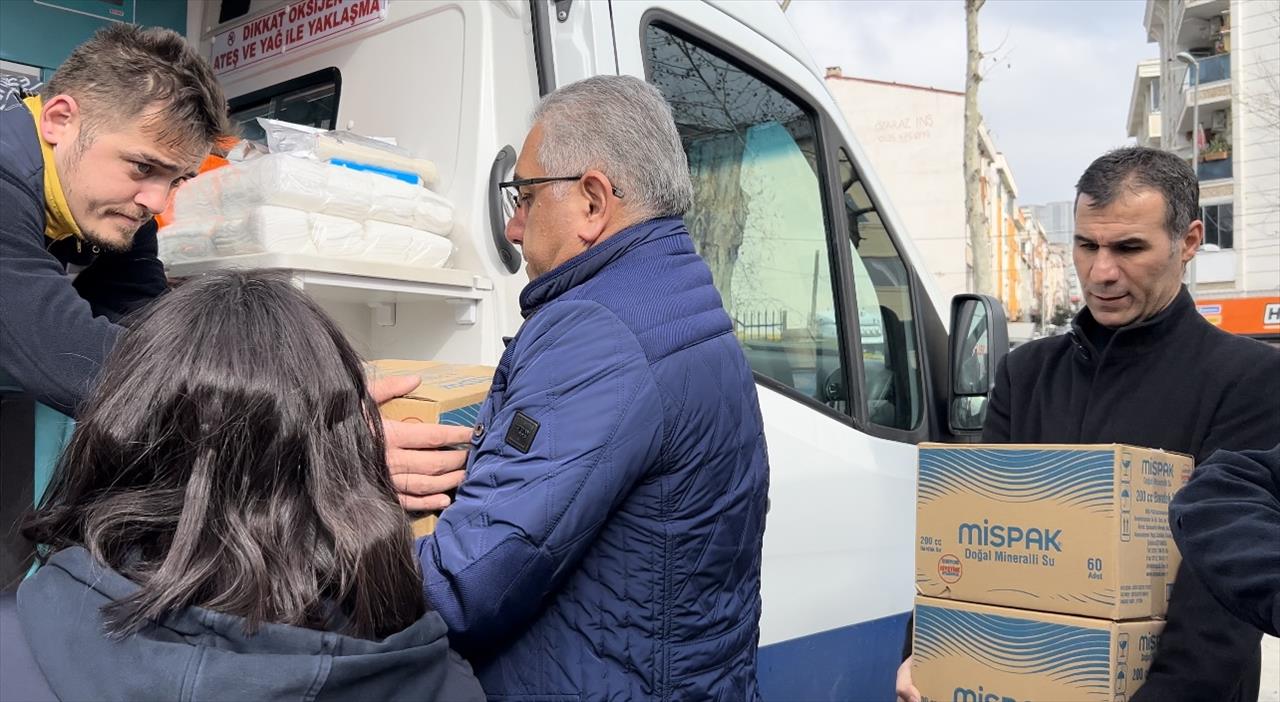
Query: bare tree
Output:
[[964, 0, 994, 296], [1236, 4, 1280, 133]]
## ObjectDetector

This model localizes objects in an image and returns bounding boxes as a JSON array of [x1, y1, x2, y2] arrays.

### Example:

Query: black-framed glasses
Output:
[[498, 175, 624, 219]]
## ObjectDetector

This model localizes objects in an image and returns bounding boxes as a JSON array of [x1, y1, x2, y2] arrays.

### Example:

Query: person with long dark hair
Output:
[[0, 270, 484, 702]]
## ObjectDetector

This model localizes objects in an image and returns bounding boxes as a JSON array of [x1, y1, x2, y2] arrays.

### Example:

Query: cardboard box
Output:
[[916, 444, 1192, 620], [368, 359, 494, 537], [369, 359, 493, 426], [913, 596, 1164, 702]]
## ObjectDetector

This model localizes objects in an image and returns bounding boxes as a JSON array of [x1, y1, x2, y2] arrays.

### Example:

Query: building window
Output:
[[1149, 80, 1160, 111], [838, 149, 924, 431], [645, 23, 845, 412], [229, 68, 342, 143], [1201, 203, 1233, 249]]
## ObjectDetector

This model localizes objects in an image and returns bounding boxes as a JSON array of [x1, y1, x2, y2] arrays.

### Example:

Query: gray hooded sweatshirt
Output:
[[0, 547, 484, 701]]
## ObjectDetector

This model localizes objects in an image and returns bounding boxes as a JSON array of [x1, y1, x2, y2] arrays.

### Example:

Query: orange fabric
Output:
[[155, 150, 232, 229]]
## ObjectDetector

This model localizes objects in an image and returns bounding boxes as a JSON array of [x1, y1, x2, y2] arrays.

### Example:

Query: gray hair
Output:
[[1075, 146, 1199, 241], [533, 75, 693, 222]]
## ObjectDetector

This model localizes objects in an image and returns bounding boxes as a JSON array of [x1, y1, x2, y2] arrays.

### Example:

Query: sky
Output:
[[786, 0, 1156, 206]]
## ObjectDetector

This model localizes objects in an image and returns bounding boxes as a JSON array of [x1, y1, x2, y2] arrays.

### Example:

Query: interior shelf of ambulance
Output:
[[166, 253, 493, 326]]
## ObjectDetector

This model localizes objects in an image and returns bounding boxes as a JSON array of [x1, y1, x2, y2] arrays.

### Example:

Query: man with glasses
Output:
[[415, 75, 769, 701]]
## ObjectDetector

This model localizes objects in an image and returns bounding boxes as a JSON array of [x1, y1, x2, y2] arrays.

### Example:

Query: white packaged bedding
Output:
[[173, 154, 454, 235], [159, 205, 453, 268]]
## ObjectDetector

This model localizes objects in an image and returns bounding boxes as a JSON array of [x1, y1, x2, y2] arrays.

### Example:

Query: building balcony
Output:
[[1174, 0, 1229, 46], [1190, 52, 1230, 85], [1197, 153, 1232, 181], [1177, 80, 1231, 133], [1184, 0, 1229, 21]]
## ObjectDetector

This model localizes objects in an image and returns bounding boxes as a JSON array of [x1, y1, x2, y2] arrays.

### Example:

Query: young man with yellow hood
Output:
[[0, 24, 228, 417]]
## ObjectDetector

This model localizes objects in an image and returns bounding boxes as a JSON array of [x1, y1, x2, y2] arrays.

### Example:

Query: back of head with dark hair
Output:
[[1074, 146, 1199, 240], [22, 270, 424, 640], [41, 23, 231, 153]]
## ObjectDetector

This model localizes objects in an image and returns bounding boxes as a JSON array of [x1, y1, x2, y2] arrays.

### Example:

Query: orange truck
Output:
[[1195, 295, 1280, 347]]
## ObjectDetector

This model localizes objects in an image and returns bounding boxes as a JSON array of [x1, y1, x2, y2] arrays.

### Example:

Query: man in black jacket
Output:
[[898, 146, 1279, 702], [0, 24, 228, 417], [1171, 444, 1280, 639], [983, 147, 1279, 702]]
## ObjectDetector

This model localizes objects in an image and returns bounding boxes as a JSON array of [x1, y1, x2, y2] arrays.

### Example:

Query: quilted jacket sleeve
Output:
[[417, 300, 664, 654]]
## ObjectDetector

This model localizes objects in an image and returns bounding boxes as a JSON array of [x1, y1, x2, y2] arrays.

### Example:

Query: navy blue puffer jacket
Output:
[[417, 216, 769, 701]]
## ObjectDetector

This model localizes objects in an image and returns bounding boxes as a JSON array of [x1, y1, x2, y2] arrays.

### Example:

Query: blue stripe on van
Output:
[[757, 611, 911, 701]]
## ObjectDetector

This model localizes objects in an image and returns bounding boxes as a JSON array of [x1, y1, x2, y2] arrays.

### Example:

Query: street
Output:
[[1265, 635, 1279, 702]]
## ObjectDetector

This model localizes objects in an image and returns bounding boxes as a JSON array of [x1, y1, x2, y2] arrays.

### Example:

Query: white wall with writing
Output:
[[827, 77, 969, 302]]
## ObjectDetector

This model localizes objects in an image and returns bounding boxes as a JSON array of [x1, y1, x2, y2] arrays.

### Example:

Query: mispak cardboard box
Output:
[[368, 359, 494, 538], [369, 359, 493, 426], [916, 444, 1192, 620], [913, 596, 1164, 702]]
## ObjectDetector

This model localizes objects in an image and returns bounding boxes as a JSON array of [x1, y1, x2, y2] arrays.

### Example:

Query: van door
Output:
[[608, 2, 917, 698], [531, 0, 617, 91]]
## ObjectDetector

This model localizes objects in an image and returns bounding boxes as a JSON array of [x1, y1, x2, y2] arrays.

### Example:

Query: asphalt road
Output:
[[1264, 635, 1279, 702]]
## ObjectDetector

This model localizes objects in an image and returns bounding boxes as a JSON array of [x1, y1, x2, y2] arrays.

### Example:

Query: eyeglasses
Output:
[[498, 175, 624, 220]]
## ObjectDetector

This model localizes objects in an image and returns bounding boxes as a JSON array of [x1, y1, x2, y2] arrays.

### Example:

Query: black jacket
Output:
[[0, 97, 166, 416], [1170, 443, 1280, 638], [0, 547, 486, 702], [985, 286, 1280, 702]]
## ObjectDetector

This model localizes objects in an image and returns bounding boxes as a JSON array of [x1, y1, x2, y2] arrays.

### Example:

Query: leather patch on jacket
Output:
[[505, 411, 540, 454]]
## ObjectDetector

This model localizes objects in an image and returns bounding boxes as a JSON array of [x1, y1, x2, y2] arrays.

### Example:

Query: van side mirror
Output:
[[947, 294, 1009, 434]]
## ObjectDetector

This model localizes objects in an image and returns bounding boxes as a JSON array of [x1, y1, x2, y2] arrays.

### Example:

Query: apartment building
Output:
[[1135, 0, 1280, 341]]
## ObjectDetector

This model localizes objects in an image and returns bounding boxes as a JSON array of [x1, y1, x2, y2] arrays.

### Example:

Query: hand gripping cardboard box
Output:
[[912, 596, 1164, 702], [368, 359, 494, 538], [916, 444, 1192, 620]]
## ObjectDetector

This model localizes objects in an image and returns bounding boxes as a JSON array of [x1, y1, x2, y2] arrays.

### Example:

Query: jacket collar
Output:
[[21, 95, 83, 242], [518, 216, 686, 317], [1068, 285, 1199, 362]]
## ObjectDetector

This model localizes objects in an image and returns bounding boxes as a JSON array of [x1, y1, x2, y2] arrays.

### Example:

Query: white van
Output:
[[182, 1, 1007, 697]]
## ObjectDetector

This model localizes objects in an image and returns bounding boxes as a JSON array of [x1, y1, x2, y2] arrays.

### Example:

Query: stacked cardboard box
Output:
[[912, 444, 1192, 702], [368, 359, 494, 537]]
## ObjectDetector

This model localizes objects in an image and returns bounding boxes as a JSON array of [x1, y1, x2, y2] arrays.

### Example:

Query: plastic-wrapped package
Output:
[[319, 166, 377, 222], [160, 205, 453, 270], [213, 207, 317, 256], [365, 221, 453, 267], [173, 154, 454, 235], [259, 117, 439, 187], [157, 220, 217, 263], [311, 213, 367, 257]]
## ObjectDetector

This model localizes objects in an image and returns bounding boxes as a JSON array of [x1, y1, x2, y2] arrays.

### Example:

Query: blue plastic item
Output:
[[328, 158, 421, 185], [33, 403, 73, 505]]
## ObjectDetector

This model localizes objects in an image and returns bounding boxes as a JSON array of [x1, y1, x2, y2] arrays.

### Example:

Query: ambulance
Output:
[[181, 0, 1010, 697]]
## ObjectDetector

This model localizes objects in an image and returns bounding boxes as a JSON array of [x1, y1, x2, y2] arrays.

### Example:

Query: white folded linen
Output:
[[173, 154, 454, 235]]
